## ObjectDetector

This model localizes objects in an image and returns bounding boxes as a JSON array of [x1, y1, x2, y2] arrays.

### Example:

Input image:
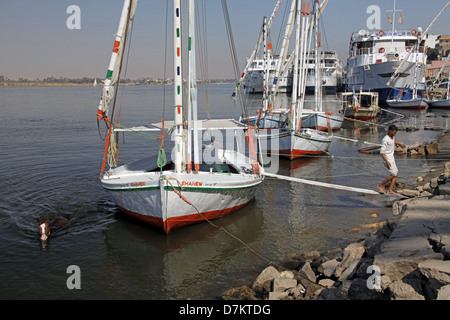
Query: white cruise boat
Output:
[[243, 50, 343, 94], [345, 28, 427, 105], [242, 57, 292, 94]]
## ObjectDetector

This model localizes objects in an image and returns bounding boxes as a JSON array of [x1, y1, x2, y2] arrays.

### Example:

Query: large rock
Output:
[[334, 242, 365, 278], [318, 259, 340, 278], [418, 260, 450, 287], [298, 262, 317, 284], [437, 284, 450, 300], [252, 266, 280, 293], [388, 280, 425, 300], [425, 143, 439, 155], [272, 277, 298, 292]]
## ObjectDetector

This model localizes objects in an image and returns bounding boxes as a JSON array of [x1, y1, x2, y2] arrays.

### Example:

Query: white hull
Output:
[[258, 128, 333, 160], [300, 111, 344, 131], [101, 151, 263, 233], [430, 99, 450, 108], [386, 98, 429, 109]]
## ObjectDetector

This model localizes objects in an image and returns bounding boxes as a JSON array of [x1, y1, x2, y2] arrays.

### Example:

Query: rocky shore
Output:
[[223, 132, 450, 301]]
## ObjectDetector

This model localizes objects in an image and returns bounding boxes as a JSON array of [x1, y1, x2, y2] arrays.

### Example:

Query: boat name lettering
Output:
[[181, 181, 203, 187], [130, 182, 145, 187]]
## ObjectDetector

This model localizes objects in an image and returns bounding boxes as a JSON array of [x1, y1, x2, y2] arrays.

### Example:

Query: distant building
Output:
[[427, 59, 450, 79], [425, 34, 440, 49], [438, 35, 450, 57]]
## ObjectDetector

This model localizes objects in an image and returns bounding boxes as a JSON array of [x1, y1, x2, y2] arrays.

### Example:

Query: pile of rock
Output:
[[397, 162, 450, 198], [395, 142, 440, 156], [222, 162, 450, 301]]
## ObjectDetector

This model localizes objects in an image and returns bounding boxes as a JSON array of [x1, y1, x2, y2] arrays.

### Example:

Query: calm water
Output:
[[0, 84, 448, 299]]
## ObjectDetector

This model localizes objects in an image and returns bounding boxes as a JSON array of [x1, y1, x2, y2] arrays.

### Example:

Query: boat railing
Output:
[[351, 29, 423, 40]]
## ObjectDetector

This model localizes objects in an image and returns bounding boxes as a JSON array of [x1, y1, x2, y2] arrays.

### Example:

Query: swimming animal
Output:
[[37, 216, 70, 241]]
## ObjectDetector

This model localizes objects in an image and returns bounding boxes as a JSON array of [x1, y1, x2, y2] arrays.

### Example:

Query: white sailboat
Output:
[[257, 0, 333, 160], [298, 0, 343, 132], [96, 0, 263, 234]]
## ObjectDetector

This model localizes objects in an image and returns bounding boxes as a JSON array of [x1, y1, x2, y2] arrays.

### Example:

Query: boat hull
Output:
[[300, 112, 344, 131], [386, 99, 429, 109], [430, 99, 450, 108], [343, 106, 380, 119], [101, 154, 263, 234], [258, 128, 333, 160]]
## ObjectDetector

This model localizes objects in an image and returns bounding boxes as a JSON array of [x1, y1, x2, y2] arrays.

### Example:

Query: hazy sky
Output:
[[1, 0, 449, 80]]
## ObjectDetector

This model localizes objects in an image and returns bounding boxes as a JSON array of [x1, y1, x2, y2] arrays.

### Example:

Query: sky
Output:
[[0, 0, 449, 80]]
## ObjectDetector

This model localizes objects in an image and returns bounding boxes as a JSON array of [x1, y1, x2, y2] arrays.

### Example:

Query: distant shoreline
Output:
[[0, 81, 236, 88], [1, 82, 94, 87]]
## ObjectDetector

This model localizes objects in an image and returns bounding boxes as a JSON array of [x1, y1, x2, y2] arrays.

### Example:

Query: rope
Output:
[[263, 172, 384, 196], [161, 175, 336, 290], [161, 175, 284, 268]]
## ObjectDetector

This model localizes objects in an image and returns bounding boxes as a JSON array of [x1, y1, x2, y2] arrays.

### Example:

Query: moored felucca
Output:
[[96, 0, 263, 234]]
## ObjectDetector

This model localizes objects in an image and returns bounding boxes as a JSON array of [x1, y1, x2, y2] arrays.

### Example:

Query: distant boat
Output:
[[386, 89, 429, 109], [93, 78, 97, 86], [340, 91, 380, 119], [386, 97, 429, 109], [429, 54, 450, 108], [429, 98, 450, 108]]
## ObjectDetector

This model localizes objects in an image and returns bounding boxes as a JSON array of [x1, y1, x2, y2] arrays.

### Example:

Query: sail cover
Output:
[[98, 0, 138, 120]]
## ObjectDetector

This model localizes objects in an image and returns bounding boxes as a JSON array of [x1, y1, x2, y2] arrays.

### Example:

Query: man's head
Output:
[[388, 125, 398, 137]]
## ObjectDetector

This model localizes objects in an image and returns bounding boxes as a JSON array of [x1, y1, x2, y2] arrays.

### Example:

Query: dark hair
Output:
[[388, 125, 398, 132]]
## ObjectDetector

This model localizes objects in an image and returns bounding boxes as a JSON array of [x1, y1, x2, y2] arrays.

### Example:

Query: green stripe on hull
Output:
[[103, 182, 262, 192]]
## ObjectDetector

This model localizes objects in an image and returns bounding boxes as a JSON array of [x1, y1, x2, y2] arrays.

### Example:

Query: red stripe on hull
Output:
[[279, 149, 327, 160], [119, 201, 250, 234]]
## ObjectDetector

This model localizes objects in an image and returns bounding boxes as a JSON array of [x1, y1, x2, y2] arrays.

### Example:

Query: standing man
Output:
[[377, 125, 405, 195]]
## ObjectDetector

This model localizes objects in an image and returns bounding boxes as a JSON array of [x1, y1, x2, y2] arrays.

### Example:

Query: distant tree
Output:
[[427, 47, 440, 63]]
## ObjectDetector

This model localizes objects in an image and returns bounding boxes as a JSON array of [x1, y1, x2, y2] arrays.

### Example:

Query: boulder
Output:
[[388, 280, 425, 300], [318, 259, 340, 278], [425, 143, 439, 154], [445, 162, 450, 173], [334, 242, 365, 278], [298, 262, 317, 284], [318, 278, 335, 288], [398, 189, 421, 197], [338, 259, 360, 281], [252, 266, 280, 293], [438, 184, 450, 196], [418, 260, 450, 287], [272, 277, 298, 292], [437, 284, 450, 300]]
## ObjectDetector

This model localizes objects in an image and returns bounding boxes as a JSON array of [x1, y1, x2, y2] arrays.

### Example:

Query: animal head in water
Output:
[[37, 216, 50, 241]]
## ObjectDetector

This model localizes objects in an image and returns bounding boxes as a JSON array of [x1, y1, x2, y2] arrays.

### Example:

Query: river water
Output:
[[0, 84, 448, 299]]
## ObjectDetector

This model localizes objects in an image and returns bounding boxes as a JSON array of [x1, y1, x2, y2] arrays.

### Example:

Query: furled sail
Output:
[[96, 0, 138, 120]]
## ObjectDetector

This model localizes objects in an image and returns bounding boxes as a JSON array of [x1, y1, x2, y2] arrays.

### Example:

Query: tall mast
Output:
[[188, 0, 200, 173], [174, 0, 184, 173], [291, 0, 301, 130], [262, 16, 269, 112], [314, 0, 322, 112], [96, 0, 137, 120]]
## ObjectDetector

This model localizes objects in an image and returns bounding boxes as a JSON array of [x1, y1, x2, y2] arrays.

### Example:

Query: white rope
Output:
[[263, 172, 382, 195]]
